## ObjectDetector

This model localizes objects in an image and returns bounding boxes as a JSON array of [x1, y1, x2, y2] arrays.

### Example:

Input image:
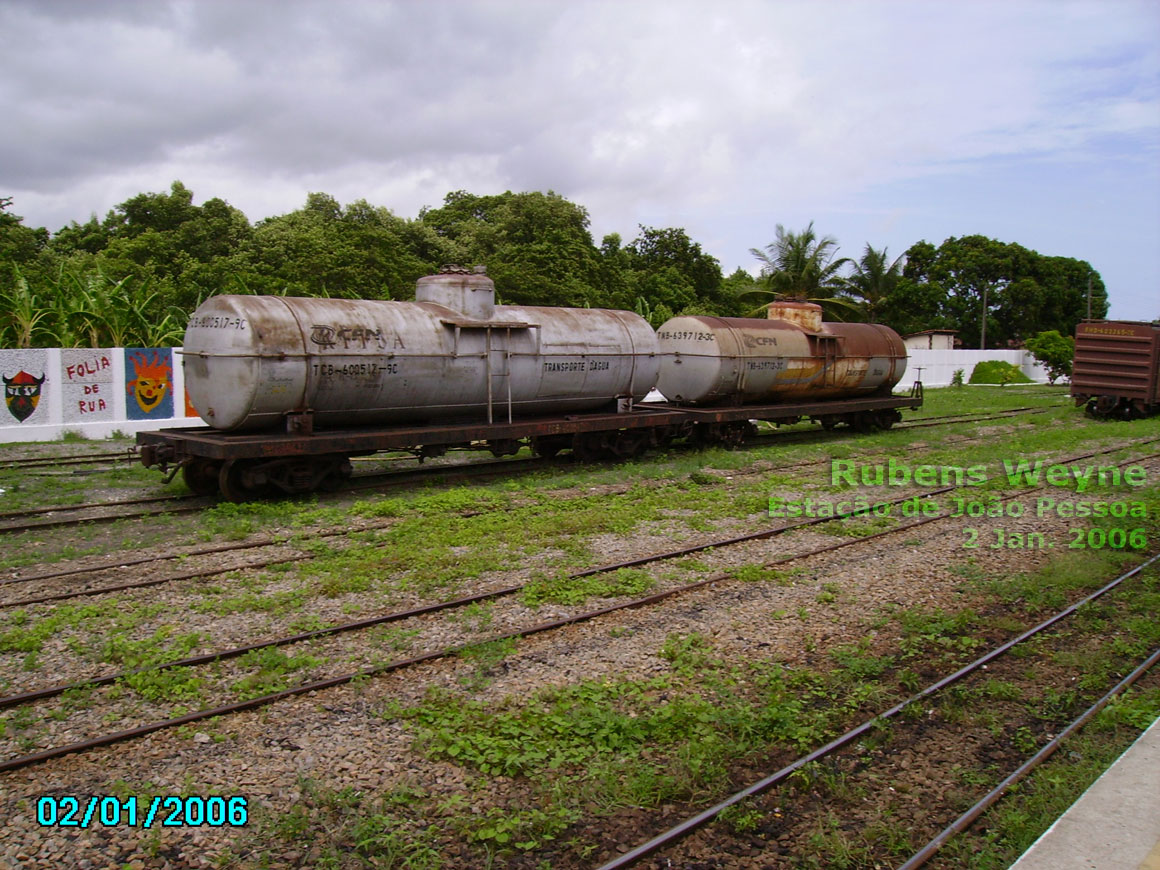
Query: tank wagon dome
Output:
[[181, 266, 659, 431], [655, 311, 907, 405]]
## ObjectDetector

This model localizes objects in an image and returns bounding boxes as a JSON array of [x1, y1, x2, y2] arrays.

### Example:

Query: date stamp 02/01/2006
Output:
[[36, 795, 249, 829]]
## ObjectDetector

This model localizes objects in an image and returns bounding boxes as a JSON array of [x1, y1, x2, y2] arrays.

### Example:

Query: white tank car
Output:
[[182, 267, 660, 431]]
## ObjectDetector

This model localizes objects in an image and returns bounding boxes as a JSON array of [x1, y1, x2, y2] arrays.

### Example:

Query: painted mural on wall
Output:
[[1, 349, 50, 425], [62, 350, 115, 422], [124, 348, 174, 420]]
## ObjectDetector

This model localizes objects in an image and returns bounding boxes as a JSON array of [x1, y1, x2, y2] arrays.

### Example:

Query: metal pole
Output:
[[980, 285, 988, 349]]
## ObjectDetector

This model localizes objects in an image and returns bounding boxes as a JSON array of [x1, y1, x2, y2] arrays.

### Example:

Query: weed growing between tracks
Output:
[[280, 527, 1158, 867], [941, 687, 1160, 870], [361, 631, 914, 862]]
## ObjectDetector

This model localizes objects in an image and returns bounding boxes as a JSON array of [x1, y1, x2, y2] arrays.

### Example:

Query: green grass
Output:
[[520, 567, 655, 606], [231, 647, 323, 700], [1, 382, 1157, 867]]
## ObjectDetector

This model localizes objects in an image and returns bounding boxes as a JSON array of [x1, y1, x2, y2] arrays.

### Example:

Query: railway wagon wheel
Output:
[[850, 412, 882, 433], [571, 432, 610, 462], [315, 456, 353, 492], [875, 409, 901, 429], [182, 459, 222, 496], [218, 459, 274, 503], [691, 421, 755, 448], [531, 435, 569, 459]]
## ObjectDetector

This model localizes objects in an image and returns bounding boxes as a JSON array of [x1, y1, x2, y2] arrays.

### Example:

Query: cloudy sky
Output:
[[3, 0, 1158, 319]]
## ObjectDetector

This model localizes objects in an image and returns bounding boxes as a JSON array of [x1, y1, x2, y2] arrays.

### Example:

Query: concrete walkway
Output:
[[1010, 716, 1160, 870]]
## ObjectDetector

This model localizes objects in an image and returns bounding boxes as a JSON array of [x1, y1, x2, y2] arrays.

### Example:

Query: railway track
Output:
[[0, 411, 1123, 615], [0, 402, 1101, 610], [0, 405, 1055, 537], [596, 554, 1160, 869], [0, 393, 1154, 868], [0, 453, 555, 536], [2, 438, 1154, 776], [0, 449, 138, 472]]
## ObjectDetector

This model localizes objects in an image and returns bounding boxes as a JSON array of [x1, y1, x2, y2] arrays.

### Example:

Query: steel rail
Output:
[[0, 455, 547, 535], [0, 500, 208, 535], [0, 583, 524, 710], [0, 481, 964, 706], [899, 408, 1049, 429], [4, 459, 1156, 773], [594, 552, 1160, 869], [2, 536, 309, 587], [4, 441, 1157, 710], [0, 404, 1070, 588], [0, 405, 1050, 536], [0, 569, 748, 774], [0, 493, 203, 523], [0, 553, 314, 610], [897, 645, 1160, 869], [2, 428, 1148, 772], [0, 450, 137, 471]]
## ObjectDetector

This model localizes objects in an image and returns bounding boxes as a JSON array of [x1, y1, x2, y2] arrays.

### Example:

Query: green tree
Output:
[[625, 227, 721, 295], [0, 197, 50, 285], [63, 181, 257, 311], [50, 215, 110, 256], [897, 235, 1105, 347], [0, 199, 54, 346], [1024, 330, 1075, 384], [595, 232, 636, 310], [419, 190, 603, 307], [103, 180, 198, 236], [841, 244, 904, 323], [241, 194, 433, 300], [744, 222, 853, 318]]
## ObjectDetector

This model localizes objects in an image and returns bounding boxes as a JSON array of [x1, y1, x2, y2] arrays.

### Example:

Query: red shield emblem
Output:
[[4, 371, 46, 422]]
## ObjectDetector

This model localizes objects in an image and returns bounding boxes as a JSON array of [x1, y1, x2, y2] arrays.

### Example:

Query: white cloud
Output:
[[1, 0, 1156, 316]]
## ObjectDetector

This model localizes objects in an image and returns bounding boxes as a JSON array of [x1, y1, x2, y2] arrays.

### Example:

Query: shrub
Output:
[[968, 360, 1033, 386], [1024, 330, 1075, 384]]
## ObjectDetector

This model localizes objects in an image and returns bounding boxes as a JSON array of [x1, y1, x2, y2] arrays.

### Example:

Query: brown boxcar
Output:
[[1070, 320, 1160, 418]]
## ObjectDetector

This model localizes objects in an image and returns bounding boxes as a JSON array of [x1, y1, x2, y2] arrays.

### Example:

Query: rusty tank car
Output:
[[655, 302, 908, 430]]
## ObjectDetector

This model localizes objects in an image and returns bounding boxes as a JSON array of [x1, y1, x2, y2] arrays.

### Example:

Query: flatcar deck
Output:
[[137, 390, 922, 499], [139, 393, 918, 460]]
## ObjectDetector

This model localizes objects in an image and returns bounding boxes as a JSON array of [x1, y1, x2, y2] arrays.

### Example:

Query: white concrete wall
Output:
[[0, 347, 197, 443], [904, 348, 1050, 388]]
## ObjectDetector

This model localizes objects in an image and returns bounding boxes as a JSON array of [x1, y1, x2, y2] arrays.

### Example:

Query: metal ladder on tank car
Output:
[[816, 334, 839, 386], [485, 326, 514, 424]]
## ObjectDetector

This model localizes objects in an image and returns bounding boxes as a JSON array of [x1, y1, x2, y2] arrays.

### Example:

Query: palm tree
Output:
[[841, 244, 904, 323], [742, 222, 854, 318]]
